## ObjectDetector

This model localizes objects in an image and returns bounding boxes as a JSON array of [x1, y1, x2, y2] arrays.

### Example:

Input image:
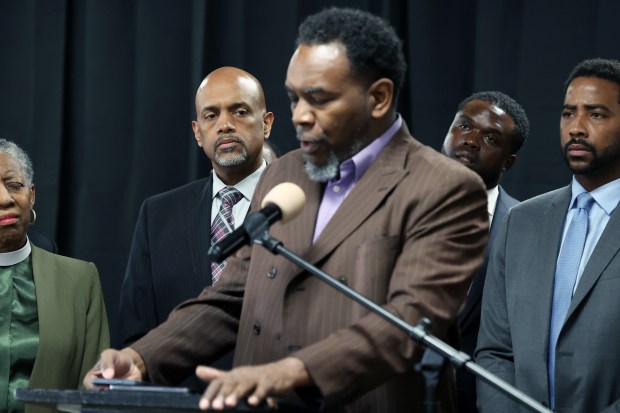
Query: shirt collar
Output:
[[486, 185, 500, 217], [570, 176, 620, 215], [212, 160, 267, 201], [336, 114, 402, 184], [0, 238, 31, 266]]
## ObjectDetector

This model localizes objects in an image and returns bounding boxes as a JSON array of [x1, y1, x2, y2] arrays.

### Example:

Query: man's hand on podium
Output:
[[196, 357, 311, 411], [83, 348, 146, 388]]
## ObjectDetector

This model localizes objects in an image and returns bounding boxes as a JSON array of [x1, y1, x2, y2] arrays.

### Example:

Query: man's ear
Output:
[[191, 120, 203, 147], [263, 112, 275, 138], [367, 78, 394, 119], [502, 154, 517, 172]]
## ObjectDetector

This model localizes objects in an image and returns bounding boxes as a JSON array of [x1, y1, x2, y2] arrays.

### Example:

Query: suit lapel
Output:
[[286, 177, 322, 259], [302, 130, 410, 266], [30, 245, 62, 388], [31, 245, 57, 338], [567, 201, 620, 320], [188, 175, 213, 287]]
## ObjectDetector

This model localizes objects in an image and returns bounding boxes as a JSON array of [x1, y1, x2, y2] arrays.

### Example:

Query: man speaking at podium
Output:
[[85, 8, 488, 412]]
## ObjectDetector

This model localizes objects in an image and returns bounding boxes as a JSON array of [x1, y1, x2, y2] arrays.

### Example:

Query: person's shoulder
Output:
[[509, 186, 569, 218], [498, 186, 519, 208], [258, 149, 305, 181], [250, 150, 312, 204], [404, 138, 485, 189], [144, 177, 211, 206], [397, 131, 467, 172], [31, 245, 98, 280]]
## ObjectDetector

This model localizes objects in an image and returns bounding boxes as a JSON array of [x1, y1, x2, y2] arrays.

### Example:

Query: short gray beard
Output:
[[215, 147, 248, 167], [304, 150, 339, 182], [303, 135, 367, 183]]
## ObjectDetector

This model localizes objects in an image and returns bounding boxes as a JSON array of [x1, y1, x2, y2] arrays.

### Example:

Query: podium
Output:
[[15, 388, 288, 413]]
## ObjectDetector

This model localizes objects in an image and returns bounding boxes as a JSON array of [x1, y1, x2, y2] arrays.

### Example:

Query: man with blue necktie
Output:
[[476, 58, 620, 412]]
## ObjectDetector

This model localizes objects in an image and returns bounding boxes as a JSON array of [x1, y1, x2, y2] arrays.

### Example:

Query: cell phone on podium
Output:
[[92, 378, 191, 394], [92, 378, 148, 387]]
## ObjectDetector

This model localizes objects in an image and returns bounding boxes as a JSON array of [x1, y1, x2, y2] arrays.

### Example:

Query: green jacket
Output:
[[26, 245, 109, 413]]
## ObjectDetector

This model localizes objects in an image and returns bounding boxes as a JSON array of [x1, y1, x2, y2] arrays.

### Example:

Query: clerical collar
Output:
[[0, 238, 32, 266]]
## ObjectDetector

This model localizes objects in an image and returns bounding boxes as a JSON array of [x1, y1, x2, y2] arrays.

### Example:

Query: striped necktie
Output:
[[210, 187, 243, 284]]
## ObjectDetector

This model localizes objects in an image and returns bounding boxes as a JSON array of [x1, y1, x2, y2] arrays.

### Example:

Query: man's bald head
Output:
[[195, 67, 267, 116], [191, 66, 274, 185]]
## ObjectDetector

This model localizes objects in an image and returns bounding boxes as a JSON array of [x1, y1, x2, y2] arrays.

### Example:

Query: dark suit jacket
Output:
[[118, 177, 215, 347], [476, 185, 620, 413], [133, 123, 488, 413], [457, 186, 518, 413]]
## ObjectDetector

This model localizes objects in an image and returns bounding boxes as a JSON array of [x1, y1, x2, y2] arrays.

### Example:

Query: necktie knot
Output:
[[219, 187, 243, 208], [574, 192, 594, 211]]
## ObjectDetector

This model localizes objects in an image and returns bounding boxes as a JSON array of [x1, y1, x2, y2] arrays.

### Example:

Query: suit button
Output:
[[288, 345, 302, 352], [252, 323, 261, 335], [267, 267, 277, 279], [339, 276, 347, 285]]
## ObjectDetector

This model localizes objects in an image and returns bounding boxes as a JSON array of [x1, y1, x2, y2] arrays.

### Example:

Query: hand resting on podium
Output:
[[84, 348, 312, 410], [84, 348, 144, 383], [195, 357, 310, 410]]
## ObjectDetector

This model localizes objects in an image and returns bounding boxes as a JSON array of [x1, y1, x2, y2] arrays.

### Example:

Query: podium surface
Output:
[[15, 388, 277, 413]]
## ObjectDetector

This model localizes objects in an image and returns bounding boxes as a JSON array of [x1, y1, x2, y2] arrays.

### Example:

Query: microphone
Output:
[[208, 182, 305, 263]]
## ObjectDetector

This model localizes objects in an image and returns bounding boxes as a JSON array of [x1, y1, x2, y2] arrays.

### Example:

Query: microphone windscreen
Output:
[[261, 182, 305, 223]]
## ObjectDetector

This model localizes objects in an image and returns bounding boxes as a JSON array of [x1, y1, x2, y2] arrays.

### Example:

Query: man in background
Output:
[[117, 66, 273, 354], [477, 58, 620, 412], [442, 91, 529, 413]]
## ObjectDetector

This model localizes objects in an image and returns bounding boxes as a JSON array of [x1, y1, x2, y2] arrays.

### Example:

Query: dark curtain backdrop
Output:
[[1, 0, 619, 345]]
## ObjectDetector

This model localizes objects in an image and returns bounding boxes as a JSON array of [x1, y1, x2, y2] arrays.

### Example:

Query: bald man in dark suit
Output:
[[117, 67, 274, 350]]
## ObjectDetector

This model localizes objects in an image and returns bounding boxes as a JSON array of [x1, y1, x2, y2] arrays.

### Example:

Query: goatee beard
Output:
[[303, 151, 339, 182]]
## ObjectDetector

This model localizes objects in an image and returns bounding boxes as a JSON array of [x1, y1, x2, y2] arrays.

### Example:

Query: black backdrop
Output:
[[1, 0, 619, 345]]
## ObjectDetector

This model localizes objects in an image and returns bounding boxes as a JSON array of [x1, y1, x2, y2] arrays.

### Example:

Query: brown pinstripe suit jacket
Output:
[[132, 123, 488, 412]]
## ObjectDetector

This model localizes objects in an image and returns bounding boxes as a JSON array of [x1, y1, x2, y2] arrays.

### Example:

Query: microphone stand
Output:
[[252, 230, 552, 413]]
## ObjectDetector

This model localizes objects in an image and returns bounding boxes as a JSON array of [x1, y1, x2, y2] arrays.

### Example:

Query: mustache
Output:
[[563, 138, 595, 154], [296, 130, 326, 143], [215, 134, 244, 147]]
